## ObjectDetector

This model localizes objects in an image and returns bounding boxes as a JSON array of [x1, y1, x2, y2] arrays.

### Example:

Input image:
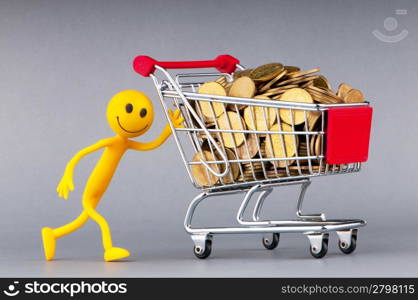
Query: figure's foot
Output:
[[104, 247, 130, 262], [41, 227, 56, 261]]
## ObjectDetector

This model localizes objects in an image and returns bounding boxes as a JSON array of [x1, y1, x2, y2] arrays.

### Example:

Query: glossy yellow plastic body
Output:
[[42, 90, 184, 261]]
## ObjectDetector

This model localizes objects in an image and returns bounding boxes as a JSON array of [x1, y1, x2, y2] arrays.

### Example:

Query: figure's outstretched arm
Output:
[[56, 138, 114, 199], [128, 125, 172, 151], [128, 109, 184, 151]]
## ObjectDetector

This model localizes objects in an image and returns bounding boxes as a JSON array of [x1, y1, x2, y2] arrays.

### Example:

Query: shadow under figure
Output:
[[41, 90, 184, 262]]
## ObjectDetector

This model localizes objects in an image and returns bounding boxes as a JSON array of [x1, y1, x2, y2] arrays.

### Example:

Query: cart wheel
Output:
[[262, 233, 280, 250], [193, 240, 212, 259], [309, 233, 329, 259], [338, 231, 357, 254]]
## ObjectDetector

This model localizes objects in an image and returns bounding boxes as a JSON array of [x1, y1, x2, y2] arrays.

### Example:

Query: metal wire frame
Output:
[[143, 63, 368, 258]]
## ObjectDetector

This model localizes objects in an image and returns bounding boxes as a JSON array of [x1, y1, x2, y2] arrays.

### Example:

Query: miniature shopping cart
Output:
[[133, 55, 373, 259]]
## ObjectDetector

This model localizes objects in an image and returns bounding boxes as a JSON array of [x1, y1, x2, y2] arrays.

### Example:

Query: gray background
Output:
[[0, 0, 417, 277]]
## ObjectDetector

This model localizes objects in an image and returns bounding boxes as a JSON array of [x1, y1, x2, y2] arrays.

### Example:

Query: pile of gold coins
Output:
[[190, 63, 364, 187]]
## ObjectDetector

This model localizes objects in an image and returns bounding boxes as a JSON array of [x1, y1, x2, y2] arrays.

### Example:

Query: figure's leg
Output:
[[83, 197, 130, 262], [41, 211, 89, 261]]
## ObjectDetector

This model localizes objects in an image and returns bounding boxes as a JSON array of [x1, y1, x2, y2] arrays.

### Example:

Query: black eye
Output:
[[125, 103, 133, 113], [140, 108, 147, 118]]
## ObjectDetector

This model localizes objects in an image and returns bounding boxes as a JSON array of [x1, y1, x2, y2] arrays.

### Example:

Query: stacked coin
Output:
[[190, 62, 364, 187]]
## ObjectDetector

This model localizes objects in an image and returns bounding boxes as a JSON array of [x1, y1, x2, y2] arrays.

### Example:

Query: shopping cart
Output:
[[133, 54, 373, 259]]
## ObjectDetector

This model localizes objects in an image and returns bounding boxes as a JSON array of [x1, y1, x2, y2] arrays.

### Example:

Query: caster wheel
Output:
[[339, 232, 357, 254], [193, 240, 212, 259], [309, 234, 329, 259], [262, 233, 280, 250]]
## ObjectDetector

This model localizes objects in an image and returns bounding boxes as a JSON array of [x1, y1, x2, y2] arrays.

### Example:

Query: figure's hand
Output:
[[168, 109, 185, 129], [56, 172, 74, 200]]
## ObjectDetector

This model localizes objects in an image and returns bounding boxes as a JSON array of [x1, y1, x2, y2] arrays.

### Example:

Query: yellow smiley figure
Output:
[[41, 90, 184, 262]]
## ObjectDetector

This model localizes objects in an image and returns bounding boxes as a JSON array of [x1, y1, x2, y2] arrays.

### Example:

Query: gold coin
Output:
[[237, 173, 264, 181], [304, 91, 328, 104], [343, 89, 364, 103], [309, 86, 340, 99], [310, 135, 317, 156], [279, 88, 314, 125], [243, 96, 277, 131], [276, 75, 320, 87], [191, 151, 221, 187], [243, 167, 263, 173], [265, 123, 298, 168], [284, 66, 300, 74], [228, 76, 256, 98], [337, 83, 352, 98], [215, 76, 227, 86], [250, 63, 284, 82], [217, 111, 246, 148], [288, 165, 323, 173], [242, 161, 263, 169], [258, 70, 288, 92], [301, 80, 314, 88], [224, 82, 232, 92], [307, 111, 322, 131], [315, 134, 322, 155], [219, 148, 240, 184], [233, 69, 252, 79], [228, 76, 256, 110], [305, 86, 342, 104], [242, 167, 263, 172], [313, 75, 331, 90], [258, 140, 267, 156], [266, 168, 297, 177], [243, 172, 264, 177], [236, 133, 259, 159], [263, 84, 299, 96], [298, 141, 308, 156], [264, 89, 298, 98], [197, 82, 227, 121], [243, 167, 263, 174], [198, 128, 219, 140], [287, 68, 320, 79], [271, 90, 297, 99]]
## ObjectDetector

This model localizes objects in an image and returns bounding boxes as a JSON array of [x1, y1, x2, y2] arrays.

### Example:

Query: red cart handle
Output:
[[133, 55, 240, 77]]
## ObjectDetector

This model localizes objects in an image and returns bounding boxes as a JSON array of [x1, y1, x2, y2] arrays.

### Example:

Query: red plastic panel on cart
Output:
[[325, 106, 373, 164]]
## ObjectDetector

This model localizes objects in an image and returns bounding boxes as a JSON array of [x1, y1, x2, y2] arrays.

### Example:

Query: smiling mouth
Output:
[[116, 116, 149, 134]]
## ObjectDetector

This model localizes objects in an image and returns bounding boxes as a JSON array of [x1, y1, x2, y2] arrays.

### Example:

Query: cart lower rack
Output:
[[133, 54, 373, 259]]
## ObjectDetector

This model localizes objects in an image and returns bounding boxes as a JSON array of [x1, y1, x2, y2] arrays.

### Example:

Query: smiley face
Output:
[[106, 90, 154, 138]]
